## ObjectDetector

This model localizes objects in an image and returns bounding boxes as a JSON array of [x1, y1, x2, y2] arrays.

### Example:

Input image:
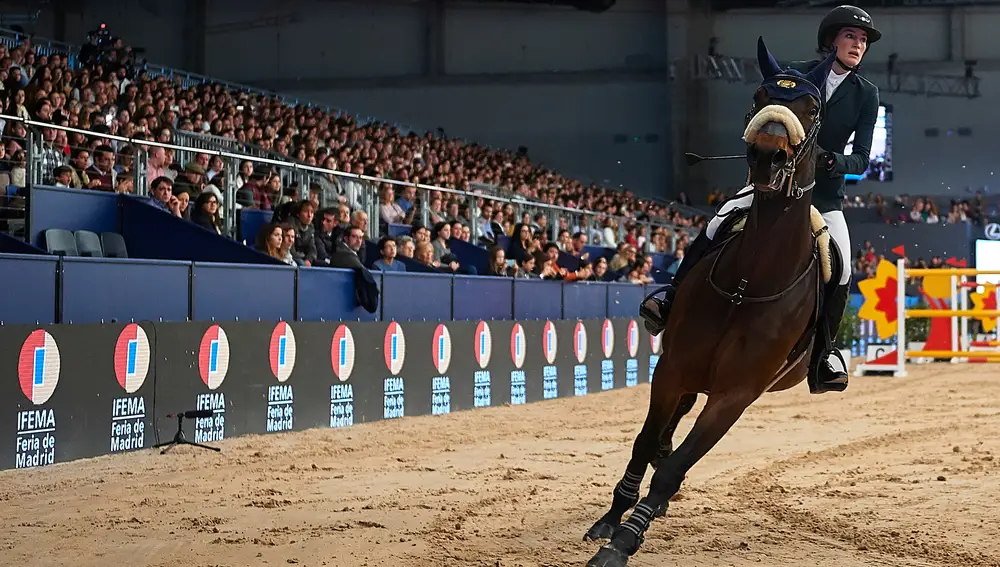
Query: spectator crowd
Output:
[[4, 29, 990, 289], [0, 29, 706, 286]]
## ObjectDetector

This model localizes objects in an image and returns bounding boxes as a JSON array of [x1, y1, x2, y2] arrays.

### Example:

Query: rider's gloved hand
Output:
[[816, 149, 836, 173]]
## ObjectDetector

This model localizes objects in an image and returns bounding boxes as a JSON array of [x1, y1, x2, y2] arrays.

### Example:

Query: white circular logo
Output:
[[986, 223, 1000, 240]]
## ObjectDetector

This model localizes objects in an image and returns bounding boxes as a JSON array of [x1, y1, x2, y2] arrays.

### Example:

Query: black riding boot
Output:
[[808, 282, 851, 394], [639, 228, 713, 335]]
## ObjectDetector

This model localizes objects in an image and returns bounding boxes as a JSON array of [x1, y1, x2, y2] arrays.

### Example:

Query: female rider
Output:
[[640, 5, 882, 394]]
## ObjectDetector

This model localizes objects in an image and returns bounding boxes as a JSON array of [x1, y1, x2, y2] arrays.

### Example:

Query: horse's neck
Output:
[[736, 190, 814, 290]]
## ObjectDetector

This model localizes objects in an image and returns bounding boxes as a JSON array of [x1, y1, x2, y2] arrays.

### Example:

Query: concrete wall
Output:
[[669, 7, 1000, 203]]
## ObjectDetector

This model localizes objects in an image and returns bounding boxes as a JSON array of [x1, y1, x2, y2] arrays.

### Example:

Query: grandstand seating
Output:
[[0, 25, 696, 285], [2, 24, 993, 320]]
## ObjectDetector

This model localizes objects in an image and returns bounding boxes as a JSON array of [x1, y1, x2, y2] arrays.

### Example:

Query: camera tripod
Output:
[[153, 410, 222, 455]]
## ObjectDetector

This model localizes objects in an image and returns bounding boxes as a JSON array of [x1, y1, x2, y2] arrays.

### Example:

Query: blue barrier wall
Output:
[[30, 185, 118, 249], [381, 271, 453, 321], [513, 279, 563, 320], [60, 257, 191, 324], [0, 231, 44, 255], [452, 275, 513, 321], [298, 267, 380, 322], [4, 255, 660, 324], [563, 281, 610, 319], [449, 238, 488, 275], [121, 196, 280, 264], [0, 253, 57, 324], [191, 262, 297, 322], [396, 255, 437, 273], [239, 209, 273, 245], [607, 283, 645, 318]]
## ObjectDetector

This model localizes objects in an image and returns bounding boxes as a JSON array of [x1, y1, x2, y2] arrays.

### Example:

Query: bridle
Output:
[[708, 77, 827, 306], [742, 74, 824, 200]]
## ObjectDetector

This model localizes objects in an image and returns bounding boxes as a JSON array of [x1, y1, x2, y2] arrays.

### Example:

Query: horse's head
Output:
[[743, 37, 836, 197]]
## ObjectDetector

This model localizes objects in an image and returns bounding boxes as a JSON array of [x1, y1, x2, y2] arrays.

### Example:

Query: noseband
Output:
[[743, 75, 824, 200]]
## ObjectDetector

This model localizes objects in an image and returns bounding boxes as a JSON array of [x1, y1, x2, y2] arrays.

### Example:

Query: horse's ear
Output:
[[757, 36, 782, 79], [806, 49, 838, 91]]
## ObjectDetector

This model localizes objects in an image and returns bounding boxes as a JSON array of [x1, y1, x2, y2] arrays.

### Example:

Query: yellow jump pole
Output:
[[906, 268, 1000, 276], [907, 350, 1000, 358], [896, 266, 1000, 368], [906, 310, 1000, 318]]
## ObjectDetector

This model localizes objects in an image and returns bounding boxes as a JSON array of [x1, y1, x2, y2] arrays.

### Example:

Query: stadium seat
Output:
[[44, 229, 78, 256], [101, 232, 129, 259], [74, 230, 104, 257]]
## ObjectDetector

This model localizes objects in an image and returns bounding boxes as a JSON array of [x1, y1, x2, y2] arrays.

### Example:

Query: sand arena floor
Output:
[[2, 362, 1000, 567]]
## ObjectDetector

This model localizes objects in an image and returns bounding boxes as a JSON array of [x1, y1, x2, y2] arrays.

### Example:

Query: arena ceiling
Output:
[[712, 0, 1000, 8]]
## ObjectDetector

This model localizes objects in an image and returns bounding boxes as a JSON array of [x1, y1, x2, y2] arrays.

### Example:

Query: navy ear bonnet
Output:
[[756, 36, 837, 105]]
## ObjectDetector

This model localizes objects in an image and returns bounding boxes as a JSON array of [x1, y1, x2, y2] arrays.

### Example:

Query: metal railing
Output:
[[8, 113, 695, 255]]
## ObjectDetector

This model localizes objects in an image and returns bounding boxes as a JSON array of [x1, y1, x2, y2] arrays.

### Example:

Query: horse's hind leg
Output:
[[583, 390, 685, 542], [587, 391, 755, 567]]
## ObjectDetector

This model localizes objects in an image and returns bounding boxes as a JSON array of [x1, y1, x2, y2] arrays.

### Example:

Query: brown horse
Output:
[[583, 37, 840, 567]]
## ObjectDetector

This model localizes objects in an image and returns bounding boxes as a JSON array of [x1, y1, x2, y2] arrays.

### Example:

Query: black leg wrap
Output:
[[585, 471, 644, 541], [613, 502, 655, 555]]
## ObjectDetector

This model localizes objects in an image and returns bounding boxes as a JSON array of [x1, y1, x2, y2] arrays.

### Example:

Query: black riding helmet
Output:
[[817, 5, 882, 53]]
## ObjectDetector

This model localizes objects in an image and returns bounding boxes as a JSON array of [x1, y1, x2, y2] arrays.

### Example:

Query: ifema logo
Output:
[[114, 324, 150, 394], [601, 319, 615, 358], [384, 322, 406, 375], [542, 320, 558, 364], [573, 321, 588, 364], [331, 324, 356, 382], [510, 323, 526, 369], [269, 322, 296, 383], [626, 320, 639, 358], [198, 324, 230, 390], [432, 324, 452, 375], [17, 329, 61, 405], [474, 321, 493, 369], [650, 330, 663, 354]]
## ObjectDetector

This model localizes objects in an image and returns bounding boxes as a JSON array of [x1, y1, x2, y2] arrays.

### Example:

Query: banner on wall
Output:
[[0, 317, 656, 472]]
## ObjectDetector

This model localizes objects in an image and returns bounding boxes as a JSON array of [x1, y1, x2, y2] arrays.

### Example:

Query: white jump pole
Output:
[[896, 258, 907, 376], [960, 275, 969, 353], [951, 274, 960, 362]]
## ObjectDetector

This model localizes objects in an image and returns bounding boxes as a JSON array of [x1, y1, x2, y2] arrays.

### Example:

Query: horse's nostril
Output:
[[771, 151, 786, 167]]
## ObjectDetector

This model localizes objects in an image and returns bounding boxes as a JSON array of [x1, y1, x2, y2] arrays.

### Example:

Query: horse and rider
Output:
[[586, 6, 883, 567], [641, 4, 881, 396]]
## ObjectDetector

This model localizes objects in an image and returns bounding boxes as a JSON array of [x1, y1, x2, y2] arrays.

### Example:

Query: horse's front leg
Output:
[[587, 391, 755, 567], [583, 390, 686, 541], [649, 392, 698, 518]]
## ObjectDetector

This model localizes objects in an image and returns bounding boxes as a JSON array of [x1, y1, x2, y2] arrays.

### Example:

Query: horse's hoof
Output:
[[584, 520, 618, 542], [586, 544, 629, 567], [652, 503, 667, 519]]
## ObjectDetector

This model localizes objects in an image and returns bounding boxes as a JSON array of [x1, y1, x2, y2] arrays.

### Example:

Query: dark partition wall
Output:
[[191, 263, 297, 322], [29, 186, 119, 249], [0, 318, 651, 471], [60, 258, 191, 323], [0, 254, 58, 325]]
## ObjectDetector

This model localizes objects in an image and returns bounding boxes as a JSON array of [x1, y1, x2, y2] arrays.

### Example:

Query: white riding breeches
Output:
[[704, 185, 852, 286]]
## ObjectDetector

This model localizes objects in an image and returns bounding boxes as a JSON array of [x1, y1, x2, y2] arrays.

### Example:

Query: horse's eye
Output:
[[809, 107, 819, 118]]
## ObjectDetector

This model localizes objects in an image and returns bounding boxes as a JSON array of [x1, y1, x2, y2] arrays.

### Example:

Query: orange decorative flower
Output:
[[858, 259, 899, 339]]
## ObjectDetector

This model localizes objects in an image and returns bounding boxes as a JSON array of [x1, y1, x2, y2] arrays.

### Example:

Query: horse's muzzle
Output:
[[747, 121, 793, 191]]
